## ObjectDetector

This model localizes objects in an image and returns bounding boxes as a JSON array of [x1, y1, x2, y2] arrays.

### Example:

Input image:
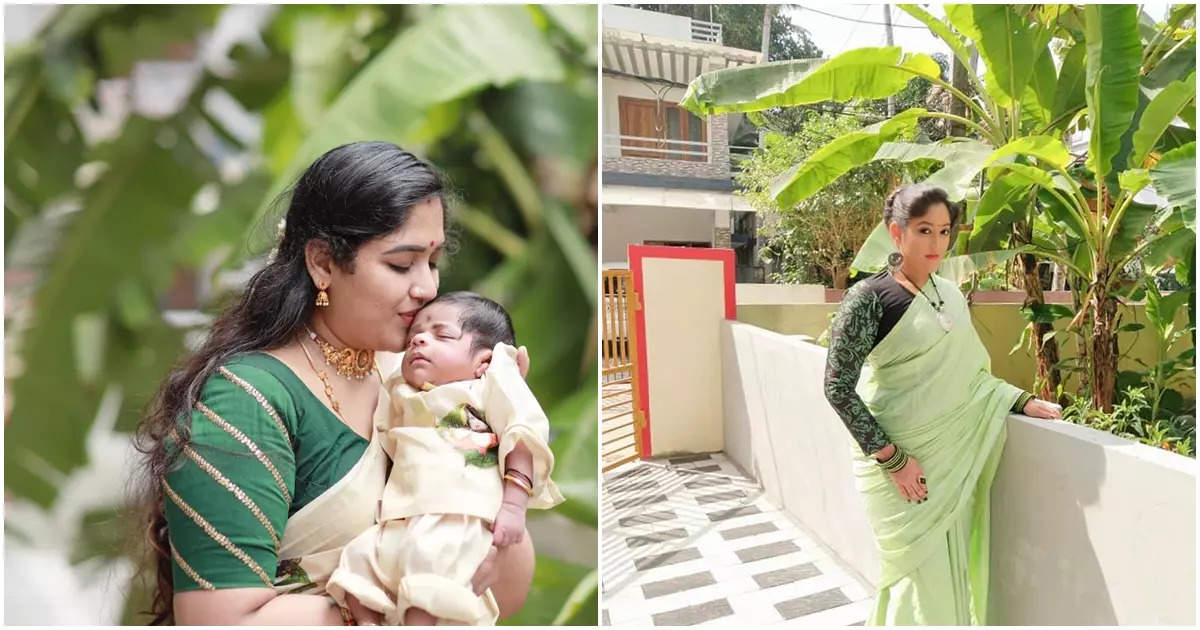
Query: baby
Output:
[[327, 291, 563, 626]]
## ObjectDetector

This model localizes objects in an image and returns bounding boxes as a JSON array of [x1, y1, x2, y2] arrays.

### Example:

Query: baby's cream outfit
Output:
[[326, 343, 563, 625]]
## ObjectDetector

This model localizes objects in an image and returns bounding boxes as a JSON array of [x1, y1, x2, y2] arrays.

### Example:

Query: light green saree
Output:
[[851, 274, 1023, 625]]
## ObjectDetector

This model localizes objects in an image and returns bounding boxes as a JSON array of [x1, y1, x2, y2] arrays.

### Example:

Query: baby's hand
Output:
[[491, 501, 526, 548], [344, 594, 382, 626]]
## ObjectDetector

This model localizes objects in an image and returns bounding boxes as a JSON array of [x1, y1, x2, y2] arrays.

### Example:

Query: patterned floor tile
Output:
[[669, 453, 713, 465], [719, 521, 778, 540], [651, 598, 733, 625], [641, 570, 717, 599], [602, 454, 872, 627], [626, 527, 689, 548]]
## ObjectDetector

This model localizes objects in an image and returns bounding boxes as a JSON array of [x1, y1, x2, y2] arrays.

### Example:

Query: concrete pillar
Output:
[[713, 208, 731, 248]]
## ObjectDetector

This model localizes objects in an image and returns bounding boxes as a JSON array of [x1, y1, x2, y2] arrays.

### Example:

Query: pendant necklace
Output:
[[921, 281, 953, 332], [899, 269, 953, 332]]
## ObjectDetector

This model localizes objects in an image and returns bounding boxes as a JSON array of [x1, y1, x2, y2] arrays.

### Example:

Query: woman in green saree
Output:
[[132, 142, 534, 624], [824, 184, 1062, 625]]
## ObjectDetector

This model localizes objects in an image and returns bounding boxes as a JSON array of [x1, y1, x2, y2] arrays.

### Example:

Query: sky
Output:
[[784, 4, 951, 59], [783, 3, 1175, 61]]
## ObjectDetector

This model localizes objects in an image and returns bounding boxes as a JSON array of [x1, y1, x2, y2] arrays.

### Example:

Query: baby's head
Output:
[[400, 291, 515, 388]]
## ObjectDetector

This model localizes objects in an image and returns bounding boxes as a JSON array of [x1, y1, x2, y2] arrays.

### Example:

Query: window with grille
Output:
[[617, 96, 708, 161]]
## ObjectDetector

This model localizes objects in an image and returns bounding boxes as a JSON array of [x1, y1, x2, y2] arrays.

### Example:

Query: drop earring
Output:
[[315, 285, 330, 307], [887, 252, 904, 270]]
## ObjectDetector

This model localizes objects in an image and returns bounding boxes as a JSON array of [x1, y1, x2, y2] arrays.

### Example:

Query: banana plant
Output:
[[680, 4, 1196, 407], [1139, 280, 1195, 423]]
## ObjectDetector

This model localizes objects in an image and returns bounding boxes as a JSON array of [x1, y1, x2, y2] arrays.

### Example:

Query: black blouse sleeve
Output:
[[823, 282, 893, 456], [1012, 390, 1034, 413]]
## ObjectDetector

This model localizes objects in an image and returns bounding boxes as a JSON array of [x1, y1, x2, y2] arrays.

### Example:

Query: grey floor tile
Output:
[[736, 540, 801, 563], [752, 562, 821, 589], [612, 493, 669, 510], [626, 527, 689, 548], [609, 479, 659, 494], [619, 510, 676, 527], [634, 547, 702, 571], [694, 489, 747, 504], [651, 598, 733, 626], [611, 465, 653, 480], [707, 505, 761, 521], [641, 570, 717, 599], [683, 476, 732, 489], [668, 453, 712, 464], [775, 588, 852, 620], [719, 521, 777, 541], [676, 464, 724, 475]]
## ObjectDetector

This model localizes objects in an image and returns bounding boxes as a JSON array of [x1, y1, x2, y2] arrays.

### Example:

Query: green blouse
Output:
[[163, 352, 368, 591]]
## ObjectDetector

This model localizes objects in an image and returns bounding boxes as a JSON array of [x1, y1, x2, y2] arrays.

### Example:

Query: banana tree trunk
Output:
[[1091, 285, 1119, 412], [1018, 253, 1063, 401], [831, 264, 848, 289]]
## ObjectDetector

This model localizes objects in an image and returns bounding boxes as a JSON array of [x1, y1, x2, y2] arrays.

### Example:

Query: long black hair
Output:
[[131, 141, 448, 623]]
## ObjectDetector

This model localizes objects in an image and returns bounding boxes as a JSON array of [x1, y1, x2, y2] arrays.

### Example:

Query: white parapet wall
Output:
[[721, 321, 881, 585], [721, 320, 1196, 625], [734, 283, 826, 305]]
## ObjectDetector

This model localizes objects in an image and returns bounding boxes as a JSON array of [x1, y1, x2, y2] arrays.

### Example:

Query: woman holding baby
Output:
[[133, 141, 538, 624]]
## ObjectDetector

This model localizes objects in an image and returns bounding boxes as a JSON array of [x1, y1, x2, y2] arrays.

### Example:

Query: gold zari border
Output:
[[218, 366, 292, 446], [169, 427, 281, 552], [163, 480, 272, 587], [194, 401, 292, 505], [170, 542, 214, 590]]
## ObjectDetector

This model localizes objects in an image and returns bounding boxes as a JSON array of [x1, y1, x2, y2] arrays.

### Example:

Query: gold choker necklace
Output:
[[304, 326, 375, 380]]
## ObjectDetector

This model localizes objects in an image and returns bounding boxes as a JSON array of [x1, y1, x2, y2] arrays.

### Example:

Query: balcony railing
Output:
[[728, 144, 757, 174], [603, 133, 709, 162], [690, 18, 722, 45]]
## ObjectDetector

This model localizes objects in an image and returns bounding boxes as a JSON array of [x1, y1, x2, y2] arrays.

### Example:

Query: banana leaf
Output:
[[250, 5, 570, 244], [968, 174, 1034, 251], [1084, 4, 1143, 178], [7, 118, 215, 506], [678, 46, 940, 116], [873, 139, 994, 201], [771, 108, 925, 208], [1131, 72, 1196, 168], [1150, 141, 1197, 217], [944, 5, 1041, 107]]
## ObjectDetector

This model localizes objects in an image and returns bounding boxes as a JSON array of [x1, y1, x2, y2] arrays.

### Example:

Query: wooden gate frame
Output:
[[628, 245, 737, 458], [601, 269, 644, 470]]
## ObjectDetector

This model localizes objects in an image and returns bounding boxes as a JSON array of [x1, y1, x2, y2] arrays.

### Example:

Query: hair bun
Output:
[[884, 188, 900, 221]]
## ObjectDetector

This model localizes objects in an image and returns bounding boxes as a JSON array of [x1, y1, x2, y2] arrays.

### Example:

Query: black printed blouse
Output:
[[823, 270, 1034, 457]]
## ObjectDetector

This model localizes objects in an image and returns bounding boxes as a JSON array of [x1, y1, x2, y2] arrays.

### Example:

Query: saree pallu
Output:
[[851, 274, 1023, 625], [272, 380, 392, 597]]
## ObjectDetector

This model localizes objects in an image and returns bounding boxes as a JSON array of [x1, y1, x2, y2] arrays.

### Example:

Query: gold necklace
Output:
[[297, 335, 385, 422], [298, 336, 344, 419], [304, 325, 375, 380]]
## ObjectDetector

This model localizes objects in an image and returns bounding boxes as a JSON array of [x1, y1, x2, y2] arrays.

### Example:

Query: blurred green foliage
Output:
[[4, 4, 597, 624]]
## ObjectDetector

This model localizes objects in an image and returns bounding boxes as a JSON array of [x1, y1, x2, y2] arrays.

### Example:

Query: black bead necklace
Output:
[[899, 268, 953, 331]]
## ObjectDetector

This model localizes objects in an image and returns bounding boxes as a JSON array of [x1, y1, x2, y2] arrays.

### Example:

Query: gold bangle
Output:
[[504, 467, 533, 488], [503, 472, 534, 497], [884, 452, 909, 474], [876, 445, 903, 469]]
